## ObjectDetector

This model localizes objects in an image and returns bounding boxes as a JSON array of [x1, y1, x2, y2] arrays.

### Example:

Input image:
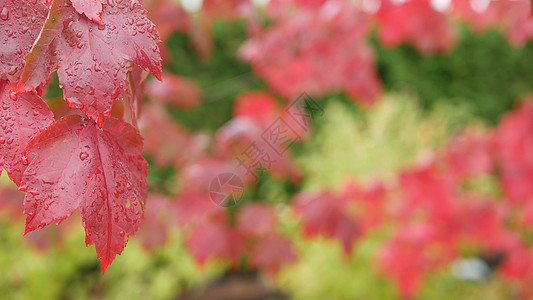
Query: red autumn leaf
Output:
[[249, 233, 296, 275], [139, 102, 196, 167], [137, 194, 174, 251], [236, 203, 277, 237], [458, 198, 507, 248], [179, 157, 249, 192], [71, 0, 104, 24], [185, 213, 246, 265], [0, 0, 49, 82], [214, 116, 303, 184], [498, 238, 533, 298], [233, 92, 281, 129], [241, 1, 381, 105], [0, 81, 54, 185], [293, 190, 361, 255], [174, 190, 220, 227], [399, 162, 458, 222], [343, 181, 388, 232], [143, 0, 190, 41], [189, 18, 214, 61], [201, 0, 251, 21], [495, 99, 533, 205], [20, 114, 148, 273], [214, 117, 262, 158], [444, 128, 494, 180], [376, 0, 457, 54], [146, 72, 202, 110], [18, 0, 162, 124], [378, 224, 449, 298]]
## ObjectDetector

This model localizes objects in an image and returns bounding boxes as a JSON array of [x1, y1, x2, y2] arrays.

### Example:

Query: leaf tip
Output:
[[92, 15, 103, 25], [101, 263, 108, 274], [22, 226, 34, 236]]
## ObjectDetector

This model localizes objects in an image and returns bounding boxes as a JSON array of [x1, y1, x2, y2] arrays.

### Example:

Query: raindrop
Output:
[[7, 66, 18, 76], [0, 7, 9, 21], [119, 231, 125, 237], [80, 152, 89, 161]]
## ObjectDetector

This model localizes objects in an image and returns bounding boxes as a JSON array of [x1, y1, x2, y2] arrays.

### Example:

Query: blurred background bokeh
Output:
[[3, 0, 533, 299]]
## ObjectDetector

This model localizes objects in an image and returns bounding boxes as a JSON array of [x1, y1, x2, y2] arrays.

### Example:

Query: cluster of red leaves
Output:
[[0, 0, 162, 272], [183, 204, 296, 275], [133, 91, 302, 275], [141, 0, 533, 108], [241, 0, 382, 105], [452, 0, 533, 46], [135, 68, 533, 293], [124, 0, 533, 291], [136, 191, 297, 275], [375, 0, 457, 54], [138, 0, 533, 110], [376, 100, 533, 297], [287, 98, 533, 297], [237, 0, 533, 105]]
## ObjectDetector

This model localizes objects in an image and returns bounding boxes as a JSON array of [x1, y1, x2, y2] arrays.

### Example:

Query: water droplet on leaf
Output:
[[0, 7, 9, 21], [80, 152, 89, 161]]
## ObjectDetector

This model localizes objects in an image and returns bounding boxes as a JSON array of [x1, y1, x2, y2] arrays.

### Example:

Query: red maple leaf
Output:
[[146, 72, 202, 110], [136, 194, 174, 251], [241, 1, 381, 105], [143, 0, 190, 41], [185, 213, 246, 265], [139, 102, 196, 168], [236, 203, 277, 237], [174, 190, 220, 227], [343, 181, 388, 232], [376, 0, 457, 54], [378, 224, 454, 298], [18, 0, 162, 124], [399, 162, 458, 222], [293, 190, 361, 255], [495, 99, 533, 205], [0, 0, 49, 82], [249, 233, 296, 275], [20, 114, 148, 273], [443, 128, 494, 180], [0, 81, 54, 185]]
